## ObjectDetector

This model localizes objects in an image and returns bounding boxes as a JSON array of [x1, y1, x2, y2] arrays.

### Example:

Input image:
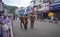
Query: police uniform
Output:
[[24, 16, 28, 30], [30, 15, 36, 29]]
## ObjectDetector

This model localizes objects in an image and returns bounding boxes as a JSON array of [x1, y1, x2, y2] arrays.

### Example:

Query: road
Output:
[[13, 19, 60, 37]]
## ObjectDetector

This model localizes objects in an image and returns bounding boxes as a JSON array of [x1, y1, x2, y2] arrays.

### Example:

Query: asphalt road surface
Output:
[[13, 19, 60, 37]]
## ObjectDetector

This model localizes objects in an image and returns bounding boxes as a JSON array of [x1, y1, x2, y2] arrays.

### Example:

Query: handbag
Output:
[[2, 24, 9, 31]]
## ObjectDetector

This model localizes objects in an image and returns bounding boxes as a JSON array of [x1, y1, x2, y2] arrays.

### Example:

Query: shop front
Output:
[[42, 2, 49, 19], [50, 4, 60, 20], [43, 10, 49, 19], [36, 11, 43, 19]]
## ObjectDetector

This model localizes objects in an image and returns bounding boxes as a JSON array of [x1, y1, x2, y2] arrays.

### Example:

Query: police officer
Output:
[[24, 14, 28, 30], [30, 14, 36, 29], [19, 15, 24, 29]]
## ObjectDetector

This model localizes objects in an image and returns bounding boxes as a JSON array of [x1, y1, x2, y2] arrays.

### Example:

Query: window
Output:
[[39, 0, 41, 2], [34, 1, 36, 4], [39, 5, 42, 9]]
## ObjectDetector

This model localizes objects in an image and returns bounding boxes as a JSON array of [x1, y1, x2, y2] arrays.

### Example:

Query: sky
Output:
[[2, 0, 32, 7]]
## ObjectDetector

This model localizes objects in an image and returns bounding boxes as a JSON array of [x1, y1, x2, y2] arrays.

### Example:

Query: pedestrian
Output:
[[13, 14, 15, 20], [24, 14, 28, 30], [19, 15, 24, 29], [48, 11, 54, 22], [15, 14, 18, 20], [30, 14, 36, 29], [2, 14, 10, 37]]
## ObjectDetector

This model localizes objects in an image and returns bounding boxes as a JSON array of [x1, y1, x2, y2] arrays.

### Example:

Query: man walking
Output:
[[30, 14, 36, 29], [24, 14, 28, 30], [19, 16, 24, 29]]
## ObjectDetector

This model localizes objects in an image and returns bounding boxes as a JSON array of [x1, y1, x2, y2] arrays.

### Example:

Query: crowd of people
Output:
[[0, 12, 36, 37]]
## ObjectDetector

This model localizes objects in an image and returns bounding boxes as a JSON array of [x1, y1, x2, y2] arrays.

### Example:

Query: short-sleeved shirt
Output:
[[30, 15, 36, 22], [24, 16, 28, 23], [20, 16, 24, 22], [2, 17, 10, 24], [48, 12, 54, 17]]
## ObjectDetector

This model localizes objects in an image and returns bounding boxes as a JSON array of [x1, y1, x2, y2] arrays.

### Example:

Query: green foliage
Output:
[[4, 4, 18, 14], [9, 6, 17, 14]]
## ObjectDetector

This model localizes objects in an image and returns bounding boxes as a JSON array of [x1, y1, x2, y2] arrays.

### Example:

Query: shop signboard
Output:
[[50, 0, 60, 10], [50, 0, 60, 4], [18, 10, 25, 16], [42, 2, 49, 11], [50, 4, 60, 10]]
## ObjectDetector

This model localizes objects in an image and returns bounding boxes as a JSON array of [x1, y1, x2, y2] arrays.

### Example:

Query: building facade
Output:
[[31, 0, 49, 19], [17, 7, 25, 16], [50, 0, 60, 19]]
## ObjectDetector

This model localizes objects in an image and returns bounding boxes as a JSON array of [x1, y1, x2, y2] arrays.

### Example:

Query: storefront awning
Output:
[[50, 4, 60, 10]]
